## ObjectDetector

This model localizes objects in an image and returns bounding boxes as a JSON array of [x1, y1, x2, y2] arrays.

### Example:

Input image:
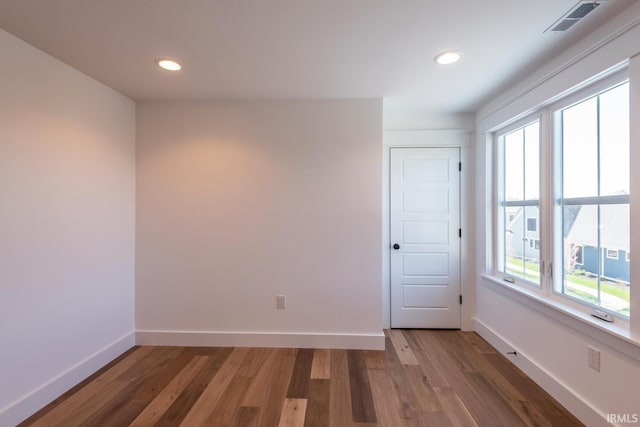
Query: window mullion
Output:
[[541, 109, 552, 296], [596, 94, 602, 307]]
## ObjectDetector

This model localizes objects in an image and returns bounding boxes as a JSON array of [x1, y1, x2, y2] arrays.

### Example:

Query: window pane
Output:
[[499, 120, 540, 285], [563, 205, 598, 305], [524, 122, 539, 200], [505, 206, 524, 277], [503, 205, 540, 285], [524, 206, 541, 284], [562, 97, 598, 198], [600, 83, 630, 196], [600, 204, 630, 316], [558, 81, 631, 317], [505, 129, 523, 201], [562, 204, 630, 317]]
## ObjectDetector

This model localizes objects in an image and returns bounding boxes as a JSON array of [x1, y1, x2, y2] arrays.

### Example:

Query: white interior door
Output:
[[390, 147, 461, 328]]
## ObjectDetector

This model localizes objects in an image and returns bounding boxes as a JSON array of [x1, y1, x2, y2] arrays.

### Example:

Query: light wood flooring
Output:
[[20, 330, 583, 426]]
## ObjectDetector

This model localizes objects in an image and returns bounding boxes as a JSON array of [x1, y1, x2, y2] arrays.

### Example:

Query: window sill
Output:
[[480, 273, 640, 362]]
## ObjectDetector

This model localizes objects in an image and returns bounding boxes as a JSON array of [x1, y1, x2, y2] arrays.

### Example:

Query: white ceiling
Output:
[[0, 0, 634, 114]]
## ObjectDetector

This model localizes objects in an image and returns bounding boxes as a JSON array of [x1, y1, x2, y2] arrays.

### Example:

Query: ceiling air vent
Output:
[[545, 1, 601, 32]]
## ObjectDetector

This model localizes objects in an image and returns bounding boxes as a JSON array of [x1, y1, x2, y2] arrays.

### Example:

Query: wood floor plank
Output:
[[420, 411, 455, 427], [47, 347, 181, 427], [21, 331, 583, 427], [483, 353, 583, 427], [404, 364, 442, 413], [403, 330, 452, 388], [441, 333, 555, 427], [236, 347, 273, 379], [287, 348, 314, 398], [367, 370, 403, 427], [310, 348, 331, 379], [383, 336, 423, 423], [232, 406, 260, 427], [347, 350, 377, 423], [18, 346, 140, 427], [179, 347, 250, 426], [80, 346, 186, 427], [255, 348, 298, 427], [303, 379, 330, 427], [363, 349, 385, 371], [154, 347, 234, 426], [417, 331, 527, 427], [26, 346, 154, 427], [241, 348, 298, 426], [388, 329, 419, 365], [278, 398, 308, 427], [241, 348, 280, 407], [128, 355, 209, 427], [49, 380, 131, 427], [463, 370, 527, 426], [445, 332, 527, 401], [434, 387, 480, 427], [206, 375, 253, 426], [516, 400, 556, 427], [461, 331, 497, 354], [328, 349, 352, 426]]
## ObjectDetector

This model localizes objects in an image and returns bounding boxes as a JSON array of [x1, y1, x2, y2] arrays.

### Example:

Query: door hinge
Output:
[[458, 162, 462, 172], [459, 295, 463, 305], [458, 228, 462, 238]]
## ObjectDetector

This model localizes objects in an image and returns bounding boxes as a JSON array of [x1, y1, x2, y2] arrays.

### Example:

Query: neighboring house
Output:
[[506, 204, 630, 283], [505, 207, 540, 263], [565, 205, 630, 284]]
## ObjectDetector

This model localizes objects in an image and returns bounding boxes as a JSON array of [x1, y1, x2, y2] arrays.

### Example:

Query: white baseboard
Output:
[[0, 332, 135, 427], [136, 330, 386, 350], [474, 318, 609, 427]]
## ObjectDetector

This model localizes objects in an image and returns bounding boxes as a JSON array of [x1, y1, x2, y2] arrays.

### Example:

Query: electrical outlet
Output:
[[588, 346, 600, 372], [276, 295, 286, 310]]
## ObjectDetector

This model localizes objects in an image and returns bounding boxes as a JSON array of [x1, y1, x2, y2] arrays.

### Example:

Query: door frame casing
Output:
[[382, 130, 475, 330]]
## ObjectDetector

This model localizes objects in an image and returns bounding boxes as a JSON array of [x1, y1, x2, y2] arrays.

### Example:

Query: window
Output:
[[555, 81, 630, 317], [497, 120, 540, 286], [527, 218, 537, 232], [494, 73, 630, 319]]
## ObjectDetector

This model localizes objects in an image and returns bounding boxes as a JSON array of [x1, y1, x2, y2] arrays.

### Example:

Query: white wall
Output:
[[0, 30, 136, 426], [383, 102, 474, 131], [475, 4, 640, 426], [135, 99, 383, 349]]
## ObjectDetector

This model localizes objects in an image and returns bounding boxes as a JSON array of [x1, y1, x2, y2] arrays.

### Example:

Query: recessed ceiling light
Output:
[[434, 51, 463, 65], [155, 58, 182, 71]]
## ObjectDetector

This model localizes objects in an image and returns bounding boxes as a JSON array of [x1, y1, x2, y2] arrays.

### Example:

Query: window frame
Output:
[[549, 70, 630, 321], [494, 114, 543, 290], [491, 69, 630, 324]]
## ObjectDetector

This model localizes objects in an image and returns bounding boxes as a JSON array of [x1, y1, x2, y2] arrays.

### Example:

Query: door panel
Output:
[[390, 147, 461, 328]]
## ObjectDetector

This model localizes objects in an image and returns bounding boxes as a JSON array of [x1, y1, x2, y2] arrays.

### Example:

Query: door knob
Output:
[[393, 243, 400, 250]]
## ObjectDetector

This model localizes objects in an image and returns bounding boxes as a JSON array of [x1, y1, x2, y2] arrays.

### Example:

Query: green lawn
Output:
[[566, 274, 630, 301], [506, 258, 630, 303]]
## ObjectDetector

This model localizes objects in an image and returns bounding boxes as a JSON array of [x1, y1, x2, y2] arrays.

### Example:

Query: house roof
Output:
[[566, 205, 629, 251]]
